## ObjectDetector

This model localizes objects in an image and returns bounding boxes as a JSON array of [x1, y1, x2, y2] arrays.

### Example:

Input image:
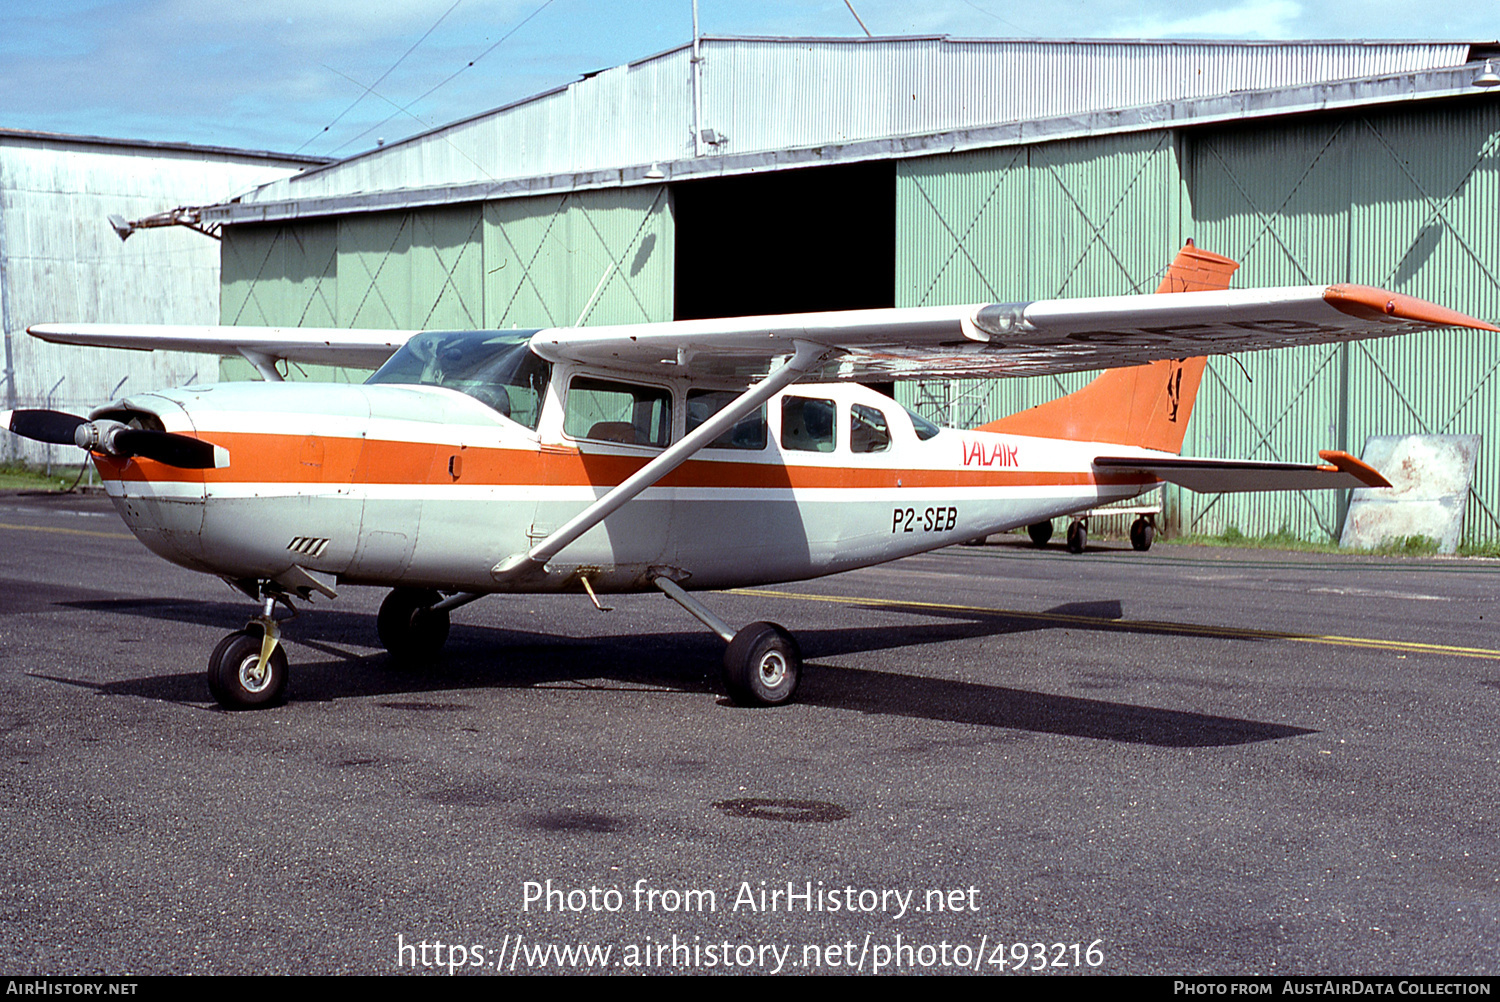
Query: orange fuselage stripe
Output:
[[93, 432, 1156, 491]]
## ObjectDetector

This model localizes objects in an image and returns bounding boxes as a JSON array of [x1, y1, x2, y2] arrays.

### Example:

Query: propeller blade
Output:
[[6, 410, 228, 469], [111, 429, 228, 470], [4, 408, 87, 445]]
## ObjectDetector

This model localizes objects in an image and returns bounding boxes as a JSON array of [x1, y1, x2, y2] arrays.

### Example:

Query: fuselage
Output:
[[90, 358, 1167, 595]]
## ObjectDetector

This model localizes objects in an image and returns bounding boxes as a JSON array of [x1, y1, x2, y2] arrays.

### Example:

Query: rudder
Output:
[[977, 244, 1238, 454]]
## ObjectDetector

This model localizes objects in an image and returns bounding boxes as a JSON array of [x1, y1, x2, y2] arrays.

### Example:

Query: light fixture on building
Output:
[[643, 163, 665, 180], [1476, 59, 1500, 89], [106, 206, 219, 242]]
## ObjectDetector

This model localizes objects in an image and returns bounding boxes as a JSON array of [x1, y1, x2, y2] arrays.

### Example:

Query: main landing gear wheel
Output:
[[207, 629, 288, 710], [378, 588, 451, 661], [1027, 520, 1054, 547], [1130, 516, 1156, 552], [722, 622, 802, 707], [1066, 519, 1088, 554]]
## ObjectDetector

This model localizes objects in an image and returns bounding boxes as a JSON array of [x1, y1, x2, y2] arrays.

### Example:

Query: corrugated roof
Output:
[[0, 127, 329, 165], [207, 36, 1496, 223]]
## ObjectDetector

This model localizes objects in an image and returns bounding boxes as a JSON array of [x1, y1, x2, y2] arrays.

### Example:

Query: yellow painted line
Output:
[[734, 587, 1500, 662], [0, 521, 134, 540]]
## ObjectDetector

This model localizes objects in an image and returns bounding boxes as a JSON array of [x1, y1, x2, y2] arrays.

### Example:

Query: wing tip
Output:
[[1323, 286, 1500, 333]]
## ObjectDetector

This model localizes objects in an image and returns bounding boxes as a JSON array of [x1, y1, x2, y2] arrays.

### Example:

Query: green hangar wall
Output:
[[894, 100, 1500, 544], [219, 185, 674, 379], [218, 98, 1500, 545]]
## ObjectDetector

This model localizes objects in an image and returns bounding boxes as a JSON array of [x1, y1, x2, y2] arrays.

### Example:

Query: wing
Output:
[[26, 324, 415, 371], [530, 285, 1498, 381], [28, 284, 1495, 383], [1093, 450, 1390, 493]]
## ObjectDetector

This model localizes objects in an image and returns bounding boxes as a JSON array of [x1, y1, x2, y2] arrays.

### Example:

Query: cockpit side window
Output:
[[365, 330, 551, 430], [687, 389, 768, 450], [564, 377, 673, 448], [781, 396, 837, 453]]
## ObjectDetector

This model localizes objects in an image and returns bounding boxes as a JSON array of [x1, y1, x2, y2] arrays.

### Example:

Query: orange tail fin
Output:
[[977, 244, 1239, 454]]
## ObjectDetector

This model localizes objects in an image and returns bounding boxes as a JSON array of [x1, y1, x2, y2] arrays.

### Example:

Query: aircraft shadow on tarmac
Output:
[[45, 593, 1312, 748]]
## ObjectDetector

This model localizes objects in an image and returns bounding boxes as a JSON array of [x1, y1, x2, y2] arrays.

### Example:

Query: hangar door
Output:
[[1185, 103, 1500, 544]]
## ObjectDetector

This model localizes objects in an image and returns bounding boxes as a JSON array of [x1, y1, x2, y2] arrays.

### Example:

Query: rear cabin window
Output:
[[686, 389, 768, 450], [564, 377, 672, 448], [781, 396, 837, 453], [850, 403, 892, 453]]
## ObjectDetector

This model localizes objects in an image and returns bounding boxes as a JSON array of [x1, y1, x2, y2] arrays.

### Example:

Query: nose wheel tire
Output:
[[207, 630, 288, 710], [1027, 520, 1054, 547], [722, 622, 802, 707], [1066, 520, 1088, 554], [378, 588, 451, 661]]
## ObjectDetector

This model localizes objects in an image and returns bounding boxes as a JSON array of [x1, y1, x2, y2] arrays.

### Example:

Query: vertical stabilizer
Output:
[[977, 245, 1239, 454]]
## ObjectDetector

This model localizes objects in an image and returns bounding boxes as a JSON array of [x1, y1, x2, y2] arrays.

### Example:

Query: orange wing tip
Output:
[[1323, 285, 1500, 332], [1317, 449, 1391, 489]]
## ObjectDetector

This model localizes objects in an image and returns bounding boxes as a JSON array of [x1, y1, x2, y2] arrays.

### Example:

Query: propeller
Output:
[[4, 408, 85, 445], [3, 408, 229, 469]]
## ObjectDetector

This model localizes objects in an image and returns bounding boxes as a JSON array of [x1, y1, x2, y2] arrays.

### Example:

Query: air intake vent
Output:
[[287, 536, 330, 558]]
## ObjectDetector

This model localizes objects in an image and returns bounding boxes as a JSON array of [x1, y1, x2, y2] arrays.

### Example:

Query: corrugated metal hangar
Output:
[[200, 35, 1500, 543], [0, 129, 320, 463]]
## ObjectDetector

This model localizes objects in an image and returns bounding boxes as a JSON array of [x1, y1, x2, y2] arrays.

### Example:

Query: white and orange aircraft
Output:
[[6, 245, 1496, 710]]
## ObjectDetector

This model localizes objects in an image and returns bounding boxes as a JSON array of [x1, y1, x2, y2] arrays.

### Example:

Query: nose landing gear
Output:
[[207, 629, 288, 709], [207, 590, 292, 710]]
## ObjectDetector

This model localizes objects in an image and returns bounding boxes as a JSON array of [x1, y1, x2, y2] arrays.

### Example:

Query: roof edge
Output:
[[0, 126, 331, 164], [205, 62, 1496, 227], [278, 35, 1490, 185]]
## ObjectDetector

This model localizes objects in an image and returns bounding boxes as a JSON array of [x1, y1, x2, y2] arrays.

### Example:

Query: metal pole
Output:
[[691, 0, 704, 158], [0, 157, 15, 462]]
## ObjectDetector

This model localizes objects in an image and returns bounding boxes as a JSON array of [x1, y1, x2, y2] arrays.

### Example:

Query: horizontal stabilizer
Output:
[[1094, 450, 1389, 493]]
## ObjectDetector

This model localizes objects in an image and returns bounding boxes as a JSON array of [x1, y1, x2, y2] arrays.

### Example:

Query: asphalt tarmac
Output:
[[1, 489, 1497, 976]]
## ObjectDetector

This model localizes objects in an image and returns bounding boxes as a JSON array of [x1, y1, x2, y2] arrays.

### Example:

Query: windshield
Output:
[[366, 330, 551, 429]]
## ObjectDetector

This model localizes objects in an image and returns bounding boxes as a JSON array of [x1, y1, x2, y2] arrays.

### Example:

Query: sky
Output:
[[1, 0, 1495, 157]]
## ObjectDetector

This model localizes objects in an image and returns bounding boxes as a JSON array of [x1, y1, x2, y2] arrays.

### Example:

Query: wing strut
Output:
[[491, 339, 833, 583]]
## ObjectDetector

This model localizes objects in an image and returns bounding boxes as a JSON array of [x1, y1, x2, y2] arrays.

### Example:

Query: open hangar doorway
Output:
[[672, 160, 896, 397], [672, 161, 896, 321]]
